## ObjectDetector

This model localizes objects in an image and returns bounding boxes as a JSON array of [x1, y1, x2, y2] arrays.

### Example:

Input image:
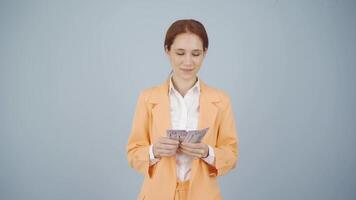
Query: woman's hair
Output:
[[164, 19, 209, 52]]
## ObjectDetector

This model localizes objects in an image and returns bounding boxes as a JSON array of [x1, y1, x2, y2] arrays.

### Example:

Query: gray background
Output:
[[1, 0, 355, 199]]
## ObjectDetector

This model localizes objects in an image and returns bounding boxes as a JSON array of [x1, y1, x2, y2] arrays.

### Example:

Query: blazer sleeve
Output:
[[209, 95, 239, 177], [126, 91, 154, 177]]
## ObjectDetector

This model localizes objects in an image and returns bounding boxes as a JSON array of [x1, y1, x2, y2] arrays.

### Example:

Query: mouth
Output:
[[180, 68, 194, 72]]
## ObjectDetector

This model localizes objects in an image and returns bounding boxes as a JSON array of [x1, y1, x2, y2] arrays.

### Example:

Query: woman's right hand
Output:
[[152, 137, 179, 158]]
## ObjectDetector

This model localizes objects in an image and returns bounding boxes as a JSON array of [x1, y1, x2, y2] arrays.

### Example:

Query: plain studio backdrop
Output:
[[1, 0, 356, 199]]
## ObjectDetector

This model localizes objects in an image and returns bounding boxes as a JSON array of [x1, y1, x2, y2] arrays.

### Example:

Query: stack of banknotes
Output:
[[166, 127, 209, 143]]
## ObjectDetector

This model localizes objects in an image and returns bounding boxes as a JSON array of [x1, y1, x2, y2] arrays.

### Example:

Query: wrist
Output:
[[202, 145, 209, 158], [153, 145, 160, 158]]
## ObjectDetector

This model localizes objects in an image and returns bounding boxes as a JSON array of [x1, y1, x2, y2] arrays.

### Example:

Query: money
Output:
[[166, 127, 209, 143], [166, 129, 187, 142]]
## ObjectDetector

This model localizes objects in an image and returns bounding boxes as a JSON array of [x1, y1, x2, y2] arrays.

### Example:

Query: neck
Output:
[[171, 74, 198, 97]]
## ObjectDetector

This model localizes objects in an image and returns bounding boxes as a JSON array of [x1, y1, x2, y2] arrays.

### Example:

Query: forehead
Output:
[[171, 33, 204, 50]]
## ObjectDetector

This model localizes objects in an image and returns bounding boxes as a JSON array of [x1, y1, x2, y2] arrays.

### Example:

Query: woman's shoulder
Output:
[[203, 85, 235, 113], [136, 84, 164, 103], [203, 83, 232, 103]]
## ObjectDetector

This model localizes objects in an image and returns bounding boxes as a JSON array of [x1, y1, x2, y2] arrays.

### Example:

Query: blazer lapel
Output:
[[198, 80, 220, 132], [149, 78, 172, 138], [190, 79, 220, 187], [148, 79, 178, 185]]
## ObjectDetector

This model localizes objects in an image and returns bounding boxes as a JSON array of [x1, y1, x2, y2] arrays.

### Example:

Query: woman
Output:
[[127, 19, 239, 200]]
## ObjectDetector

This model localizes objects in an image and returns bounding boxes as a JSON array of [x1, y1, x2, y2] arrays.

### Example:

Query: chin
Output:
[[179, 73, 197, 80]]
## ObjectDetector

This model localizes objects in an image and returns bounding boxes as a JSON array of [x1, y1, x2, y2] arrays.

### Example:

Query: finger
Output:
[[157, 149, 176, 156], [179, 144, 201, 151], [160, 136, 178, 141], [156, 143, 179, 150], [180, 148, 202, 158], [159, 149, 177, 157], [160, 138, 180, 145], [180, 142, 203, 149], [180, 146, 205, 155]]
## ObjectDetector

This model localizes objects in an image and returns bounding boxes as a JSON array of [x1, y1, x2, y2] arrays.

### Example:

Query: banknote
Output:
[[166, 127, 209, 143], [184, 127, 209, 143], [166, 129, 187, 142]]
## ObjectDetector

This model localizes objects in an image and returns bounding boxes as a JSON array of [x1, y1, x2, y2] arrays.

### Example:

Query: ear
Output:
[[203, 48, 208, 57], [165, 46, 170, 57]]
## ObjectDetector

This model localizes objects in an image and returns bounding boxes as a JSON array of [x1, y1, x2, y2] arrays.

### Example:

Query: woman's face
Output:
[[165, 33, 207, 81]]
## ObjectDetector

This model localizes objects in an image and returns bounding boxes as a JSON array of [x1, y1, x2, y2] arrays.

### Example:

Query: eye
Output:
[[176, 52, 184, 56], [192, 50, 202, 57]]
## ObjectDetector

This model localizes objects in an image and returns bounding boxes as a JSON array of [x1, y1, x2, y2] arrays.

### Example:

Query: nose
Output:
[[183, 54, 193, 67]]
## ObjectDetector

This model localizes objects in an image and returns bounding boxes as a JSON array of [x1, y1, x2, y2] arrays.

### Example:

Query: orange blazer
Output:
[[126, 78, 239, 200]]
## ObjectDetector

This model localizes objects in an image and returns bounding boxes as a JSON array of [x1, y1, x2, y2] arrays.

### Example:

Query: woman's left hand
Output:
[[179, 142, 209, 158]]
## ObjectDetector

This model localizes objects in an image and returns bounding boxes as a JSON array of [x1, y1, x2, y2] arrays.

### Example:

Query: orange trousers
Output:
[[174, 181, 190, 200]]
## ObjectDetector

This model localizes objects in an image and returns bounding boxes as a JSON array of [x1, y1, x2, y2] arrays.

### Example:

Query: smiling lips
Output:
[[181, 68, 194, 72]]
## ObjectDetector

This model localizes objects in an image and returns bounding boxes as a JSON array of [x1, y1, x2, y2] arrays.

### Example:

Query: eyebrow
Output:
[[174, 48, 203, 52]]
